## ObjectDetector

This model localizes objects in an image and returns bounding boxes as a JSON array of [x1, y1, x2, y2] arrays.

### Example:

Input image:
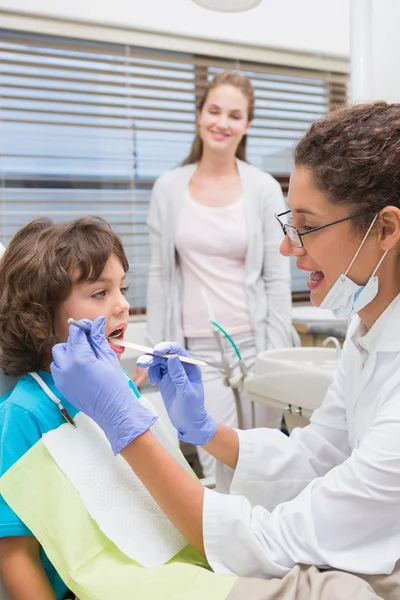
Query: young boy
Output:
[[0, 216, 133, 600]]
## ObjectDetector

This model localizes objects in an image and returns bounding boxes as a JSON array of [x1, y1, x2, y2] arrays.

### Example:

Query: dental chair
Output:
[[0, 370, 19, 600], [0, 370, 19, 399]]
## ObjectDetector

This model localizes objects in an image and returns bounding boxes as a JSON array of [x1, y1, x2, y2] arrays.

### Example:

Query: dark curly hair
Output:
[[294, 101, 400, 232], [0, 216, 129, 376]]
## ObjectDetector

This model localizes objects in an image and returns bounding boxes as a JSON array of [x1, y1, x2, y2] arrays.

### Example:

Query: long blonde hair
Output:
[[182, 70, 255, 166]]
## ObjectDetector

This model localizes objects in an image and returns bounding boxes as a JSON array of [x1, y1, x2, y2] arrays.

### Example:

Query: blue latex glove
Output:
[[51, 316, 157, 455], [136, 342, 217, 446]]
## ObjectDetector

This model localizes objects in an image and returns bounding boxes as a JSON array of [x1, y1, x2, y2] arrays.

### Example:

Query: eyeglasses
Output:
[[274, 210, 366, 249]]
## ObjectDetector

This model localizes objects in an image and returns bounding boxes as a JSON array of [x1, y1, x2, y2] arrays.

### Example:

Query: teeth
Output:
[[109, 328, 122, 339], [308, 271, 324, 284]]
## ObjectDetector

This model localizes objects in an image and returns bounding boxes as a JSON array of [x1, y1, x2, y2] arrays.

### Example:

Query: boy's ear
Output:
[[34, 328, 46, 339], [31, 321, 50, 340]]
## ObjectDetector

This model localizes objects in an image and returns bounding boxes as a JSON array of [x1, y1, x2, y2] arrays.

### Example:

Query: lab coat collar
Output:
[[352, 293, 400, 354]]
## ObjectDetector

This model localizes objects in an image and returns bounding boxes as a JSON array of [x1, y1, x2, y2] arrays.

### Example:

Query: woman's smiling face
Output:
[[280, 167, 380, 307]]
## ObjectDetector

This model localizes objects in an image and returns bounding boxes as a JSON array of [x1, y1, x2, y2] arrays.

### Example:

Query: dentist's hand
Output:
[[136, 342, 216, 446], [51, 316, 157, 455]]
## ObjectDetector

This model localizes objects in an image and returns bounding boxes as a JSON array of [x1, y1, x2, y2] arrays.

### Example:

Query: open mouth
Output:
[[108, 327, 124, 340], [307, 270, 325, 290], [107, 325, 127, 356]]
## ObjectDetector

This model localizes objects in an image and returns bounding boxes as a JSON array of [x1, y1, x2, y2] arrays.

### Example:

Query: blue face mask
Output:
[[319, 215, 388, 319]]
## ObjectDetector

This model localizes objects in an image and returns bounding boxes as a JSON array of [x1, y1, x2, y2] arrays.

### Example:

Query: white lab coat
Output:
[[203, 294, 400, 579]]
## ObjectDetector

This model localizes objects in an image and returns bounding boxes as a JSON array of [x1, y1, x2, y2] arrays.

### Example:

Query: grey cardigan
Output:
[[145, 159, 293, 354]]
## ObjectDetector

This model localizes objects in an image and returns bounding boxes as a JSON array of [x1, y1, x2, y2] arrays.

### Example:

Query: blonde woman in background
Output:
[[133, 70, 293, 478]]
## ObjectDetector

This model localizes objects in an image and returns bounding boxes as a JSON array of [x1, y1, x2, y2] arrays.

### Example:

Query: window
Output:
[[0, 30, 347, 311]]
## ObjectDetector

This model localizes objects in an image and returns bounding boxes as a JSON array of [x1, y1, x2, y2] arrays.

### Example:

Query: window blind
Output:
[[0, 30, 347, 310]]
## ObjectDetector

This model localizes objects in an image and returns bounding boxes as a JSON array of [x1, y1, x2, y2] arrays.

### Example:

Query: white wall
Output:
[[0, 0, 350, 57], [371, 0, 400, 102], [350, 0, 400, 102]]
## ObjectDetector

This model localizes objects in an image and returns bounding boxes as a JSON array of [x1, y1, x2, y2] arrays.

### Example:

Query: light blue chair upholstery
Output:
[[0, 370, 19, 399]]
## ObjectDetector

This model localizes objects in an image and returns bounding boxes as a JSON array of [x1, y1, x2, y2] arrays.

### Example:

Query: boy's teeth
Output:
[[109, 328, 122, 339]]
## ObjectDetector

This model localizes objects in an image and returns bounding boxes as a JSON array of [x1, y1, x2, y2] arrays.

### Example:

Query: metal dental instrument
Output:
[[67, 319, 209, 367], [201, 289, 247, 429]]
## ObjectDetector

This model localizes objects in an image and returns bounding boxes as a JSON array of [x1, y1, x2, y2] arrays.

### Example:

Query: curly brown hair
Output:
[[182, 70, 255, 165], [294, 101, 400, 233], [0, 216, 129, 376]]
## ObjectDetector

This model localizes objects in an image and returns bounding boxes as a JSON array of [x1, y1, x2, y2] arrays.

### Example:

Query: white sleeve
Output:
[[261, 177, 293, 350], [205, 380, 400, 579], [145, 179, 167, 347]]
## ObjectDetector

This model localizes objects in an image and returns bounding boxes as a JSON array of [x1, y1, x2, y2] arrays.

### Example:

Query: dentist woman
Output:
[[52, 102, 400, 581]]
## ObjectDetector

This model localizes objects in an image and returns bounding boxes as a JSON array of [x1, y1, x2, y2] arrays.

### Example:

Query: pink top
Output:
[[175, 191, 253, 338]]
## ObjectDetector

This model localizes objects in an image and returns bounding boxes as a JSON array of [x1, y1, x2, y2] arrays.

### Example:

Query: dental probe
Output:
[[67, 319, 209, 367]]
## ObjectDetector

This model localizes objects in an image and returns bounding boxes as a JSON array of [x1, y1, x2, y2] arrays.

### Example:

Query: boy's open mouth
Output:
[[107, 325, 127, 356], [108, 327, 124, 339]]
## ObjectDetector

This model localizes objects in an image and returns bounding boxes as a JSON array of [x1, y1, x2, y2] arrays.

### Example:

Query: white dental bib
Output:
[[33, 372, 192, 568]]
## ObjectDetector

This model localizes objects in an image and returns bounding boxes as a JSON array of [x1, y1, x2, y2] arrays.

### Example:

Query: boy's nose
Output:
[[115, 292, 130, 316]]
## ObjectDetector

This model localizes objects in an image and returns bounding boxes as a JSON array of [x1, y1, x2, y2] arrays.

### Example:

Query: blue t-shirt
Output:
[[0, 370, 140, 600]]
